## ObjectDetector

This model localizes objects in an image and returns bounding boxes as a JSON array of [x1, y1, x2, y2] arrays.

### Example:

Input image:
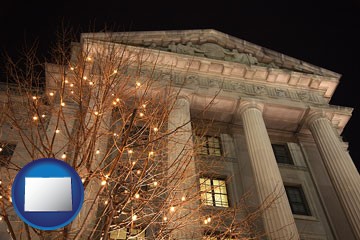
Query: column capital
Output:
[[238, 99, 264, 116], [305, 110, 330, 128]]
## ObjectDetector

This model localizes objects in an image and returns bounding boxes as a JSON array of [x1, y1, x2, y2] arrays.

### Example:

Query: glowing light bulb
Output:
[[49, 92, 54, 96], [132, 214, 137, 221], [86, 57, 92, 61], [139, 112, 144, 117], [163, 216, 167, 221], [104, 200, 108, 204], [181, 196, 186, 201], [113, 69, 118, 73], [135, 193, 140, 199], [71, 90, 74, 94], [70, 83, 74, 87], [0, 195, 2, 199], [204, 219, 208, 224], [112, 101, 117, 105], [116, 98, 120, 102], [55, 129, 60, 134], [83, 76, 87, 80], [94, 111, 99, 115], [89, 81, 94, 85], [142, 104, 146, 108], [128, 149, 133, 154], [170, 206, 175, 212], [149, 151, 154, 157], [136, 170, 141, 175], [32, 96, 37, 100], [61, 153, 66, 159], [0, 148, 2, 152], [65, 79, 69, 84], [96, 149, 100, 154], [0, 216, 2, 221], [41, 114, 46, 118], [207, 217, 211, 223], [81, 178, 85, 183], [70, 67, 74, 71], [136, 82, 141, 87], [33, 116, 38, 121], [153, 181, 158, 186], [101, 180, 107, 186], [61, 102, 65, 107], [153, 127, 158, 132]]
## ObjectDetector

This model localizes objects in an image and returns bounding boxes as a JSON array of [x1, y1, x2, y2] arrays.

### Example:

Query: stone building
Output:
[[1, 29, 359, 239]]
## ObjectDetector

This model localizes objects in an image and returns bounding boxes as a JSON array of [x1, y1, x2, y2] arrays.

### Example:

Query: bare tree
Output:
[[0, 26, 283, 240]]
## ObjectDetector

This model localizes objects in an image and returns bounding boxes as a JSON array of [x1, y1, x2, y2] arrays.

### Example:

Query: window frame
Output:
[[0, 142, 17, 167], [196, 135, 223, 157], [285, 185, 311, 216], [271, 143, 293, 165], [199, 177, 229, 208]]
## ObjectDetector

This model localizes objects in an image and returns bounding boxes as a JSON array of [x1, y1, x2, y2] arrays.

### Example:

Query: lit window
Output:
[[196, 135, 222, 156], [285, 186, 311, 216], [272, 144, 293, 164], [0, 143, 16, 167], [110, 228, 145, 240], [200, 177, 229, 207]]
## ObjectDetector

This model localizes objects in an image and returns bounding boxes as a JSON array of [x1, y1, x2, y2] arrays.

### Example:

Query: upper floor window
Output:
[[285, 185, 311, 216], [196, 135, 222, 156], [272, 144, 293, 164], [200, 177, 229, 207], [0, 142, 16, 167], [110, 228, 145, 240]]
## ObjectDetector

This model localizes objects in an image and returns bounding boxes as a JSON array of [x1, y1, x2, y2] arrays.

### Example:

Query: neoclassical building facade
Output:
[[1, 29, 359, 240]]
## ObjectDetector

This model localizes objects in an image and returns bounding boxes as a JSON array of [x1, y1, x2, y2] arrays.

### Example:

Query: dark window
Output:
[[0, 143, 16, 167], [272, 144, 293, 164], [196, 135, 222, 156], [285, 186, 311, 216], [200, 177, 229, 207]]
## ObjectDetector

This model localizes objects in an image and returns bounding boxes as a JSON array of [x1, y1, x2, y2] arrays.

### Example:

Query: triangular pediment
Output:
[[81, 29, 340, 78]]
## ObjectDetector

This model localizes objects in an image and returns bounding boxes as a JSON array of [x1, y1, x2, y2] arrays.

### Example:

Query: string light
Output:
[[101, 180, 107, 186], [94, 111, 99, 116], [89, 81, 94, 85], [70, 67, 74, 71], [83, 76, 87, 80], [132, 214, 137, 221], [96, 149, 100, 154], [49, 92, 54, 96], [0, 216, 2, 221], [113, 69, 118, 74], [86, 57, 92, 61], [136, 170, 141, 175], [153, 181, 158, 187], [61, 102, 65, 107], [104, 200, 108, 204], [65, 79, 69, 84], [163, 216, 167, 221], [61, 153, 67, 159], [0, 195, 2, 199], [204, 219, 208, 224], [142, 104, 146, 108], [112, 101, 117, 105], [33, 116, 38, 121], [128, 149, 133, 154], [70, 83, 74, 87], [41, 114, 46, 118], [136, 82, 141, 87], [81, 178, 85, 183], [207, 217, 211, 223], [139, 112, 144, 117], [9, 197, 12, 203], [0, 148, 2, 152], [32, 96, 37, 100], [149, 151, 154, 157], [71, 91, 74, 94], [170, 206, 175, 212], [55, 129, 60, 134], [116, 98, 120, 102], [153, 127, 158, 132], [135, 193, 140, 199], [181, 196, 186, 201]]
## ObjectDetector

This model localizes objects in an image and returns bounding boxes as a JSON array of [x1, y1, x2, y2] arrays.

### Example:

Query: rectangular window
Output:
[[110, 228, 145, 240], [196, 135, 222, 156], [0, 143, 16, 167], [285, 185, 311, 216], [200, 177, 229, 207], [272, 144, 293, 164]]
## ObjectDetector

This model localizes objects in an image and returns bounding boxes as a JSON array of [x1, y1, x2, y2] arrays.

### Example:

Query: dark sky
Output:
[[0, 1, 359, 171]]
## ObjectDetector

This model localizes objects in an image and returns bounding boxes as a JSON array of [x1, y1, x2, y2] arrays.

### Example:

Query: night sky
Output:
[[1, 1, 359, 171]]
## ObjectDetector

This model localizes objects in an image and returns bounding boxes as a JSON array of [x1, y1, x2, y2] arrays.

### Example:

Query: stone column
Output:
[[240, 101, 299, 239], [168, 97, 201, 239], [307, 112, 360, 239]]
